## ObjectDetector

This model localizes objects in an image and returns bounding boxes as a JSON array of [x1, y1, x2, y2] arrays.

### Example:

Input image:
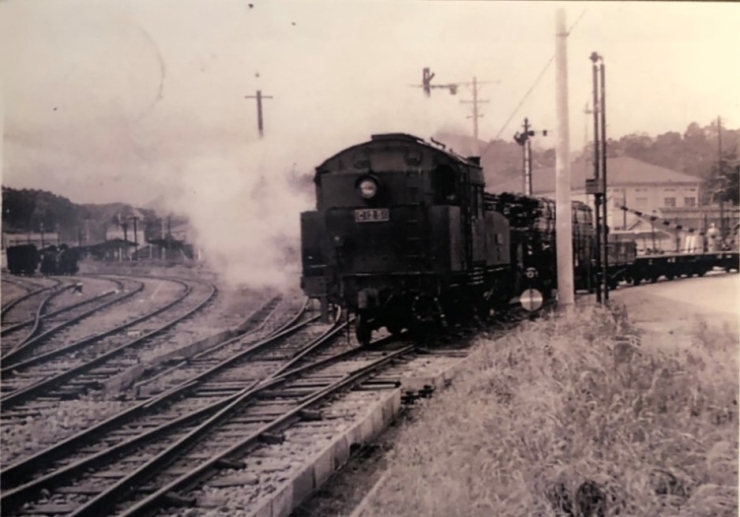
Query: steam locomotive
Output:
[[300, 133, 602, 344]]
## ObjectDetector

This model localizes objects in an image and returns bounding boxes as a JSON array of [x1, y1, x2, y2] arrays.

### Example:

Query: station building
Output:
[[488, 155, 740, 252]]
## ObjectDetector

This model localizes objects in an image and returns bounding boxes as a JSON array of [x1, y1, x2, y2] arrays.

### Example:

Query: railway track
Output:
[[0, 277, 217, 412], [0, 314, 412, 517], [0, 299, 320, 487], [1, 277, 64, 323], [127, 294, 287, 393], [0, 276, 39, 309], [0, 276, 135, 358]]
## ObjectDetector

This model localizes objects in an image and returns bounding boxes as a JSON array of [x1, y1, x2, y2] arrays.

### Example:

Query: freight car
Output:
[[5, 244, 39, 276], [39, 245, 80, 276], [300, 133, 592, 344]]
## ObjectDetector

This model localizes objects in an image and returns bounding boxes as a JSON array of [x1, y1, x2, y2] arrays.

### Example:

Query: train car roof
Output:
[[315, 133, 482, 173]]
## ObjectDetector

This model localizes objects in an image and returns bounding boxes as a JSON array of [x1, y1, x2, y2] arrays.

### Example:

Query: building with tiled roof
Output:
[[488, 155, 704, 231]]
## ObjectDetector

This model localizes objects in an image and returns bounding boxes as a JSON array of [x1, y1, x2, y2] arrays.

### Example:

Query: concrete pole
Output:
[[555, 9, 574, 308]]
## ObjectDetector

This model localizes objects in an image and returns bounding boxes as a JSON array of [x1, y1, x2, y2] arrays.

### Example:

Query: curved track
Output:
[[0, 277, 217, 410], [0, 299, 313, 486], [1, 277, 63, 323], [1, 276, 134, 358], [0, 315, 414, 517], [0, 305, 343, 508]]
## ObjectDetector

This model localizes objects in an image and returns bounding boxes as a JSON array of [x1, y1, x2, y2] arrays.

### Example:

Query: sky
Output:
[[1, 0, 739, 207]]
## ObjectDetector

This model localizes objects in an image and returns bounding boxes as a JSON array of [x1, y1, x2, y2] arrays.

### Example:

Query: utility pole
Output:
[[460, 77, 489, 154], [245, 90, 273, 139], [599, 58, 609, 301], [717, 115, 725, 244], [555, 9, 574, 309], [131, 216, 140, 261], [40, 222, 45, 249]]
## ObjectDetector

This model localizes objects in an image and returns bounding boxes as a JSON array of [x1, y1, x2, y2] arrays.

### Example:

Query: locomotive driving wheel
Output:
[[355, 313, 372, 346]]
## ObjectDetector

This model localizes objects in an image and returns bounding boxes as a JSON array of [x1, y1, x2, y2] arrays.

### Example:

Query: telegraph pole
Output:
[[600, 58, 609, 301], [717, 115, 725, 243], [460, 77, 489, 154], [131, 216, 140, 261], [555, 9, 575, 309], [245, 90, 274, 138]]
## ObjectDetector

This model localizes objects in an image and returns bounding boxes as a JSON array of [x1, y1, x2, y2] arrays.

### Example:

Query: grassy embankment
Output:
[[365, 304, 738, 517]]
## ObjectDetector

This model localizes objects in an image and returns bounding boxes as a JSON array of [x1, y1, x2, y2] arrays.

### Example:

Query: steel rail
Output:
[[0, 279, 185, 377], [0, 278, 62, 320], [0, 298, 309, 492], [2, 285, 73, 338], [5, 285, 76, 354], [113, 342, 413, 517], [1, 280, 145, 367], [0, 278, 124, 337], [0, 280, 216, 408], [131, 296, 304, 394], [0, 307, 337, 510]]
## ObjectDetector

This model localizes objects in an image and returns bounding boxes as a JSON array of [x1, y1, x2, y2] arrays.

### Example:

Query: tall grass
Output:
[[365, 304, 738, 517]]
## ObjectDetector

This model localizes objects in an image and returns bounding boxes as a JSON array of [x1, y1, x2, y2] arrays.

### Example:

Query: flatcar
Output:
[[300, 133, 592, 344]]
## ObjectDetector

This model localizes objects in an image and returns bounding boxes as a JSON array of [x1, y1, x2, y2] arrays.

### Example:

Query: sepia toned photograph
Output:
[[1, 1, 738, 516]]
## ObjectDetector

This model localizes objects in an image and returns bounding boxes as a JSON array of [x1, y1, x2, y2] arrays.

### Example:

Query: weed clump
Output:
[[365, 304, 738, 517]]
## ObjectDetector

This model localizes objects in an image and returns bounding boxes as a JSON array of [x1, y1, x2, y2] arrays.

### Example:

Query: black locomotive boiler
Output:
[[299, 133, 593, 344]]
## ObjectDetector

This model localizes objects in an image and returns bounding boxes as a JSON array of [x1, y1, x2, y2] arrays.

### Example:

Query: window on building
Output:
[[684, 197, 696, 207], [664, 197, 676, 207], [636, 197, 648, 208]]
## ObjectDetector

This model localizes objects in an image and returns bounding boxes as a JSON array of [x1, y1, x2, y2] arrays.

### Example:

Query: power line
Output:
[[489, 9, 588, 144]]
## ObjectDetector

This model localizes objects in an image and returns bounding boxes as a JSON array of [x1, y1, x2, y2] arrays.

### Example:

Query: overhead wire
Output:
[[485, 9, 589, 148]]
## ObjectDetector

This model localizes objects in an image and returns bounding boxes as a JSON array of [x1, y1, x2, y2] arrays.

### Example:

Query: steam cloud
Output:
[[162, 139, 314, 291], [158, 103, 464, 292]]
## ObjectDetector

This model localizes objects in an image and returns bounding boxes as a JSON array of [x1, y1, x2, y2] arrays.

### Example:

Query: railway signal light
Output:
[[412, 68, 463, 98], [423, 67, 435, 97]]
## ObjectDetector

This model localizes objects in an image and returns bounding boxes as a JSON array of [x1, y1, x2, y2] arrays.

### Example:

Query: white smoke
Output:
[[162, 139, 314, 290]]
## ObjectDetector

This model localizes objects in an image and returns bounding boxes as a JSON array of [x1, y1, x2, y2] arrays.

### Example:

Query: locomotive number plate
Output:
[[355, 208, 389, 223]]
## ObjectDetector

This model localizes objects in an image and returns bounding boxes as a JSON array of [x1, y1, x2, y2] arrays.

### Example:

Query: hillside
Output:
[[437, 120, 739, 199], [1, 187, 187, 244]]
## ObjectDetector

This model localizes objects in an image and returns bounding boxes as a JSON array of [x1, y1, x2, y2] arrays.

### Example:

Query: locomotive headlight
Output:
[[358, 178, 378, 199]]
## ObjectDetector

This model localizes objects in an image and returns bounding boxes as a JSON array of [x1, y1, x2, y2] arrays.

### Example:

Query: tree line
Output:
[[1, 187, 178, 242], [476, 120, 739, 204]]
